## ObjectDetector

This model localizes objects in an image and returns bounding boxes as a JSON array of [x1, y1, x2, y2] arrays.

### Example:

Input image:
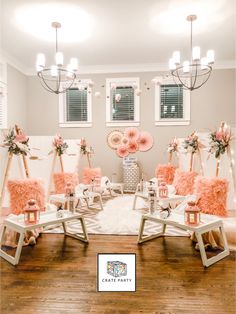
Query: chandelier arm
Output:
[[172, 73, 182, 87], [173, 69, 190, 89], [57, 70, 61, 93], [38, 73, 58, 93], [66, 77, 76, 90], [190, 70, 212, 90], [38, 71, 60, 93], [192, 62, 198, 90]]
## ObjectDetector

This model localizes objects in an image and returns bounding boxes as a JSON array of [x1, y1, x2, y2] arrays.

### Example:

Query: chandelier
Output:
[[169, 15, 215, 91], [36, 22, 78, 94]]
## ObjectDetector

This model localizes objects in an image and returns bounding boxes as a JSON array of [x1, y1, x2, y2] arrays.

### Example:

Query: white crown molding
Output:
[[1, 49, 236, 76], [25, 60, 236, 76], [214, 60, 236, 69], [0, 49, 29, 75], [25, 63, 169, 76]]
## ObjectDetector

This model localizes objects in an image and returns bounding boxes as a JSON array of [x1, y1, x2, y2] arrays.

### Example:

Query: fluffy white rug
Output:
[[45, 195, 189, 236]]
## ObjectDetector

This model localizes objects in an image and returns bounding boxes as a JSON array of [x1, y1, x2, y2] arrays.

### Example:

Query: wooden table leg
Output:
[[0, 225, 25, 266], [138, 217, 165, 244], [98, 195, 104, 211], [63, 217, 89, 243], [132, 195, 138, 210], [0, 153, 13, 209], [195, 223, 229, 267]]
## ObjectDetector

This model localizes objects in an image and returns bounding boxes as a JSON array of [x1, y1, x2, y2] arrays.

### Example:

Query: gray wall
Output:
[[7, 64, 27, 130], [25, 69, 236, 179]]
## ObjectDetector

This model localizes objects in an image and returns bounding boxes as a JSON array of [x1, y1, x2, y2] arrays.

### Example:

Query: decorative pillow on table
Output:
[[194, 176, 228, 217], [7, 179, 45, 215], [173, 169, 198, 195], [155, 164, 176, 184], [82, 167, 102, 184], [53, 172, 79, 194]]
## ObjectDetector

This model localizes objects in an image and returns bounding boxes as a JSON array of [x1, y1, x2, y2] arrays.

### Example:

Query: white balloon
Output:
[[95, 91, 101, 98]]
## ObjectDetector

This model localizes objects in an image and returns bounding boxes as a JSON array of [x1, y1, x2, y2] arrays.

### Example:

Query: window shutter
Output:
[[0, 82, 7, 129], [160, 84, 183, 119], [111, 86, 134, 121], [66, 88, 88, 122]]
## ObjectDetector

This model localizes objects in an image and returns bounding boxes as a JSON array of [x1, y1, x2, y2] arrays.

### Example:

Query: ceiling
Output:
[[1, 0, 235, 75]]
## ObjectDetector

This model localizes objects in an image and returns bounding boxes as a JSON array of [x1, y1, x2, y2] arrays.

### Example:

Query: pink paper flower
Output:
[[124, 127, 140, 141], [127, 140, 139, 153], [121, 136, 129, 145], [116, 145, 129, 158], [138, 131, 153, 151]]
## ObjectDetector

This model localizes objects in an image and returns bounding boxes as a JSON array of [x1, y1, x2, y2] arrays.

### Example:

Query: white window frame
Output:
[[106, 77, 140, 127], [59, 79, 92, 128], [0, 57, 7, 130], [155, 76, 190, 126]]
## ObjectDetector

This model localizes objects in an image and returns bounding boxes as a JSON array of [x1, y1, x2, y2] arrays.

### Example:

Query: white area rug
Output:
[[45, 195, 189, 236]]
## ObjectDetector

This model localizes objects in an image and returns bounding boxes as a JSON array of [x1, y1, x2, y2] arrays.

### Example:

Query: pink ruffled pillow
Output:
[[155, 164, 176, 184], [173, 169, 198, 195], [7, 179, 45, 215], [53, 172, 79, 194], [194, 176, 228, 217], [82, 167, 102, 184]]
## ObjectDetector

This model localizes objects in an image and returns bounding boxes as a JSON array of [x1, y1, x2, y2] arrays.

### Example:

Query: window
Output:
[[59, 80, 92, 127], [155, 77, 190, 125], [106, 77, 140, 126]]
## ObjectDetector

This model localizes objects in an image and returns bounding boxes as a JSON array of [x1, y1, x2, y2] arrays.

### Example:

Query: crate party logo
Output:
[[107, 261, 127, 278], [97, 254, 136, 291]]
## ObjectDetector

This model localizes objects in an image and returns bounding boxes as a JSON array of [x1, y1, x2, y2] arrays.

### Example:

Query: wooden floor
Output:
[[1, 234, 235, 314]]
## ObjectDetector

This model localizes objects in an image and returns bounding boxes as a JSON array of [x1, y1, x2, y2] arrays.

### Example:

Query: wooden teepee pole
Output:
[[87, 153, 92, 168], [227, 146, 236, 194], [47, 150, 57, 200], [47, 150, 65, 200], [216, 156, 221, 177], [59, 155, 64, 173], [0, 153, 13, 209], [168, 152, 172, 164], [189, 152, 194, 172], [15, 125, 29, 178], [197, 148, 204, 175]]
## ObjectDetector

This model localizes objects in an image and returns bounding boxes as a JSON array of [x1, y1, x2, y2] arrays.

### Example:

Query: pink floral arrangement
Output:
[[2, 127, 29, 155], [183, 132, 202, 154], [167, 137, 178, 153], [209, 123, 232, 158], [52, 135, 68, 156], [114, 127, 153, 158], [79, 138, 93, 155]]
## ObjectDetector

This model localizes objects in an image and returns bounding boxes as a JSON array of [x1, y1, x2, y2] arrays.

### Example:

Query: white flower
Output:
[[16, 142, 29, 153]]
